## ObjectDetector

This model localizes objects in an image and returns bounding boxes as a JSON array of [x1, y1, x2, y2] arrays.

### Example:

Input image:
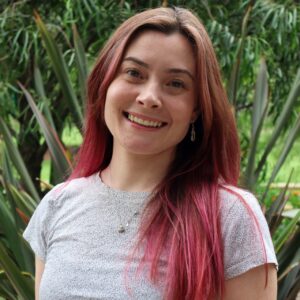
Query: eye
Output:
[[126, 69, 142, 79], [168, 79, 185, 89]]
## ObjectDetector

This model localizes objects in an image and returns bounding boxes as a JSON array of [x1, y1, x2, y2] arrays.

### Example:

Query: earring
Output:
[[191, 122, 196, 142]]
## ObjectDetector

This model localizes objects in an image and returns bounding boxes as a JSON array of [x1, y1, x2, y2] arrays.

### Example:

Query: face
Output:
[[104, 30, 198, 158]]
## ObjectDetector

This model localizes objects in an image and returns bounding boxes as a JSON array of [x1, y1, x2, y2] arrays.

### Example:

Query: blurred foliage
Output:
[[0, 0, 299, 299]]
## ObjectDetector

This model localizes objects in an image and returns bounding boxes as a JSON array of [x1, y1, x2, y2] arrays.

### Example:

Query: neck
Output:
[[101, 147, 175, 192]]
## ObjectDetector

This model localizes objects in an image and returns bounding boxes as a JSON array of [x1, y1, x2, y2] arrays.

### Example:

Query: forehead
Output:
[[122, 30, 196, 74]]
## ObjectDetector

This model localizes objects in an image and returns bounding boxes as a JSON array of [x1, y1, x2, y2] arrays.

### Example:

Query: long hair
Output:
[[71, 7, 240, 299]]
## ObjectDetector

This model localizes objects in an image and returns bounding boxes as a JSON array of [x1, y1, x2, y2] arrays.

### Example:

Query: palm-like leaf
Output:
[[34, 12, 83, 129], [227, 0, 255, 106], [261, 116, 300, 202], [33, 63, 56, 131], [265, 170, 293, 234], [73, 24, 88, 111], [0, 119, 39, 202], [278, 245, 300, 300], [19, 83, 73, 182], [274, 210, 300, 253], [244, 58, 269, 189], [0, 271, 16, 299], [255, 67, 300, 177], [0, 241, 34, 300]]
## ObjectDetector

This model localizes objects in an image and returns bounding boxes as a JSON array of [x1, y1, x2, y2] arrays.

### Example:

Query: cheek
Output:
[[104, 87, 118, 128], [169, 99, 195, 124], [104, 83, 121, 115]]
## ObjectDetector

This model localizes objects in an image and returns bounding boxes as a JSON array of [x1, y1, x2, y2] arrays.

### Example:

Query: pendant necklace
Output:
[[116, 210, 139, 233], [105, 167, 142, 234]]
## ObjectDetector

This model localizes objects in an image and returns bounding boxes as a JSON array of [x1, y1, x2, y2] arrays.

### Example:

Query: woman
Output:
[[24, 7, 277, 300]]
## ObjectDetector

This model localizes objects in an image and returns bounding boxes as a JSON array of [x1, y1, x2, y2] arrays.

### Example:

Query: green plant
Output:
[[0, 1, 299, 299]]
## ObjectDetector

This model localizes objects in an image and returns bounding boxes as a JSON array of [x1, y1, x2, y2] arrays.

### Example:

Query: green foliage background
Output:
[[0, 0, 299, 299]]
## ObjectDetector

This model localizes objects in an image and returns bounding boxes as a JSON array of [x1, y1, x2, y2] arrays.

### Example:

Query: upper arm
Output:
[[35, 256, 45, 300], [224, 264, 277, 300]]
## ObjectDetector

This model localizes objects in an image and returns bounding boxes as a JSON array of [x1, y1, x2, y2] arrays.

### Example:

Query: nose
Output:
[[136, 82, 162, 109]]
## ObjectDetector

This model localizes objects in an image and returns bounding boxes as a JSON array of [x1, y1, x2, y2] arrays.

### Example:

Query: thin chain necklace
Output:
[[116, 210, 139, 233], [105, 167, 141, 234]]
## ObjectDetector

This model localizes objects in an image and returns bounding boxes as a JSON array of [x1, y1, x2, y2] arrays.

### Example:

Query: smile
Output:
[[124, 112, 166, 128]]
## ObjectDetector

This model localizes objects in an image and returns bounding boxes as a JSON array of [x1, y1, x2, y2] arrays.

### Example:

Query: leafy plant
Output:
[[0, 1, 299, 299]]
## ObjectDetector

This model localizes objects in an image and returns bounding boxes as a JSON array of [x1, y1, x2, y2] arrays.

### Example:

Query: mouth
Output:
[[123, 112, 167, 128]]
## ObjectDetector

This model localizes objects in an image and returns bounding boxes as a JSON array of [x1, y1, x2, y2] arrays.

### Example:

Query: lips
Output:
[[124, 112, 167, 128]]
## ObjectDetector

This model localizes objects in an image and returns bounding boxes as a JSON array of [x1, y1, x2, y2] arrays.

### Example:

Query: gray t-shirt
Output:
[[23, 173, 277, 299]]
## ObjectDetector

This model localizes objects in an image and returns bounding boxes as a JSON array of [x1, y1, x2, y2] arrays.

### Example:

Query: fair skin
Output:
[[35, 257, 44, 300], [224, 265, 277, 300], [34, 31, 277, 299], [102, 30, 198, 191]]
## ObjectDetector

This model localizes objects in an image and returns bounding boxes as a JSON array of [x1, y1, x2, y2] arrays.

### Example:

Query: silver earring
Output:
[[191, 122, 196, 142]]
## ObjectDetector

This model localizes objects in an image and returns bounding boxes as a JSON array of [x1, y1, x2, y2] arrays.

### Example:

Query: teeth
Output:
[[127, 113, 163, 128]]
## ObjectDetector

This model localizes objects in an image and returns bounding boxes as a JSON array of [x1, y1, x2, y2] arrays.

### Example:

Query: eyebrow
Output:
[[123, 56, 195, 81]]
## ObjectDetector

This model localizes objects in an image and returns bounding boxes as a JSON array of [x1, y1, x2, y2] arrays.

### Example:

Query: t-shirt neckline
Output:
[[91, 172, 151, 201]]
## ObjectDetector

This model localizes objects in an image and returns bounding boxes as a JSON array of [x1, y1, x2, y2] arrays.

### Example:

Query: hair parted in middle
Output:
[[71, 6, 241, 300]]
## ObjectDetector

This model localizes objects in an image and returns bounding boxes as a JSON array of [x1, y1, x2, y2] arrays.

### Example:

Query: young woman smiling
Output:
[[24, 7, 278, 300]]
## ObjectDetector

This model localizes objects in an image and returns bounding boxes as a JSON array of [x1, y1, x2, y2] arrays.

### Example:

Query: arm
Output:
[[224, 264, 277, 300], [35, 256, 45, 300]]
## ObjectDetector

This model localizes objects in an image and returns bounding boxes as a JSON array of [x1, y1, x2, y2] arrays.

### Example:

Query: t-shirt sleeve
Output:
[[220, 187, 278, 279], [23, 190, 55, 262]]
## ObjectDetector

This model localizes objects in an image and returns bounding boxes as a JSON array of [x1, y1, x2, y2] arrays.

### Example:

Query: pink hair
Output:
[[71, 7, 243, 299]]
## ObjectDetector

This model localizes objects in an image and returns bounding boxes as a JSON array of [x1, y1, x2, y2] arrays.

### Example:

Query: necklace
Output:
[[103, 167, 143, 234], [116, 211, 139, 233]]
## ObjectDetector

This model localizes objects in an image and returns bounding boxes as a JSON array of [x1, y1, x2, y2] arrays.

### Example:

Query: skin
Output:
[[34, 31, 277, 299], [35, 257, 44, 300], [223, 265, 277, 300]]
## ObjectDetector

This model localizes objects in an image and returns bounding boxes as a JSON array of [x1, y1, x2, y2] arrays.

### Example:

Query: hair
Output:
[[71, 7, 241, 300]]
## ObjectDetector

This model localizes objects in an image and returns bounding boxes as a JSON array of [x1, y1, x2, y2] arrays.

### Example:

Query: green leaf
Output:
[[34, 12, 83, 128], [244, 58, 269, 189], [274, 210, 300, 253], [277, 228, 300, 270], [278, 248, 300, 300], [251, 58, 269, 138], [227, 0, 255, 106], [18, 83, 73, 181], [265, 169, 293, 233], [6, 184, 36, 219], [2, 148, 17, 186], [33, 63, 56, 130], [0, 192, 33, 274], [0, 271, 16, 299], [0, 241, 34, 300], [0, 118, 39, 202], [72, 24, 88, 111], [261, 115, 300, 202], [255, 67, 300, 176]]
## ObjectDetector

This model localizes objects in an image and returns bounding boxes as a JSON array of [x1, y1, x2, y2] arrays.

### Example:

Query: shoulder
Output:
[[42, 173, 98, 209], [218, 184, 267, 240], [218, 185, 278, 279], [218, 185, 263, 226]]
